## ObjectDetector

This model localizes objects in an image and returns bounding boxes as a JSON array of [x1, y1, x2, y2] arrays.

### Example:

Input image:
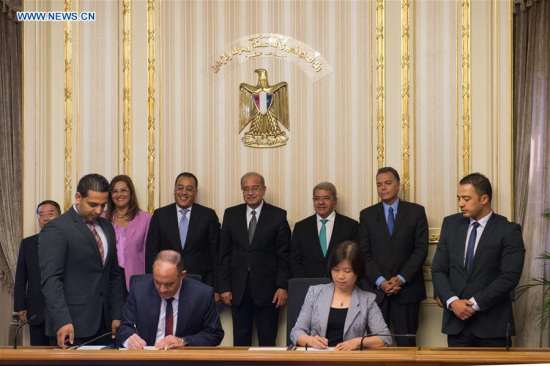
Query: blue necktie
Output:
[[319, 219, 328, 257], [465, 222, 480, 272], [179, 209, 189, 249], [387, 207, 395, 235]]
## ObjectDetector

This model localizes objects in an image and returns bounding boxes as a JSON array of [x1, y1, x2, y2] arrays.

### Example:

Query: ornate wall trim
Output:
[[461, 0, 471, 175], [376, 0, 386, 169], [147, 0, 156, 213], [123, 0, 131, 174], [64, 0, 73, 211], [401, 0, 411, 200]]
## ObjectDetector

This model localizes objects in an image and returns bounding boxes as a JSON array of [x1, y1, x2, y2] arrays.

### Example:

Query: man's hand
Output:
[[111, 320, 121, 338], [17, 310, 27, 323], [57, 323, 74, 349], [387, 276, 403, 294], [435, 296, 444, 308], [220, 292, 232, 306], [126, 333, 147, 350], [450, 299, 475, 321], [334, 337, 361, 351], [272, 288, 288, 308], [155, 335, 186, 350], [214, 292, 221, 304], [380, 280, 400, 296]]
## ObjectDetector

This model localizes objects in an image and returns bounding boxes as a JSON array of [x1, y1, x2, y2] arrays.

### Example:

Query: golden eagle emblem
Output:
[[239, 69, 289, 148]]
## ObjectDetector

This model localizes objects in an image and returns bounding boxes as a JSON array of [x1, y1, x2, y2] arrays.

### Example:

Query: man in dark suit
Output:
[[291, 182, 358, 278], [432, 173, 525, 347], [218, 172, 291, 346], [39, 174, 125, 349], [14, 200, 61, 346], [359, 167, 428, 346], [145, 172, 220, 296], [118, 250, 223, 349]]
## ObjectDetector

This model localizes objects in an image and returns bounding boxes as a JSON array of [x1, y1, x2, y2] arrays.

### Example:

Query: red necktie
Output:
[[165, 298, 174, 336], [87, 223, 105, 264]]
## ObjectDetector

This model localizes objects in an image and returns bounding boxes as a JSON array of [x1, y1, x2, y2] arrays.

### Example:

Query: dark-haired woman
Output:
[[104, 175, 151, 295], [290, 241, 391, 350]]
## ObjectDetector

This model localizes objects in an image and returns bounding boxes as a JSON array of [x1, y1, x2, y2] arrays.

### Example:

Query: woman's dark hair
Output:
[[327, 240, 365, 282], [106, 174, 141, 221]]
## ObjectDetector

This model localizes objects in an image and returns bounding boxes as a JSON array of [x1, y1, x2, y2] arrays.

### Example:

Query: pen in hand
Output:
[[133, 324, 139, 335]]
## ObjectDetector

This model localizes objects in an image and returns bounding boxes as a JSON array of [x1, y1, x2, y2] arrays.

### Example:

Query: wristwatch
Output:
[[181, 337, 188, 347]]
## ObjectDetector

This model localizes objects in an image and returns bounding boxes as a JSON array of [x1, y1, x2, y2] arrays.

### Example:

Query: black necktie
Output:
[[465, 222, 480, 272]]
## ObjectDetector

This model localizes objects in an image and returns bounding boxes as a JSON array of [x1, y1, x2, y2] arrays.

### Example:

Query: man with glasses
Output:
[[290, 182, 358, 278], [218, 172, 291, 346], [145, 172, 221, 299], [14, 200, 61, 345]]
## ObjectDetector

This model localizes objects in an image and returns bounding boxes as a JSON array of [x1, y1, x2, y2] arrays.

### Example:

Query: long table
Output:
[[1, 347, 549, 365]]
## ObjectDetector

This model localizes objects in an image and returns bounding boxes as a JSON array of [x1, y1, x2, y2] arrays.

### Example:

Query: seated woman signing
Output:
[[290, 241, 392, 350]]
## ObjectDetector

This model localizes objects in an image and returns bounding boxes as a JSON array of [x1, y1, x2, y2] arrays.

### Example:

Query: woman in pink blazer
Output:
[[104, 175, 152, 295]]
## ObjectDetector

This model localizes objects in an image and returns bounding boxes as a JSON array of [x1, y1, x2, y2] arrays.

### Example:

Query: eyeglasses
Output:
[[38, 212, 58, 219], [241, 186, 262, 193], [111, 188, 130, 195], [313, 196, 333, 202], [175, 186, 196, 193]]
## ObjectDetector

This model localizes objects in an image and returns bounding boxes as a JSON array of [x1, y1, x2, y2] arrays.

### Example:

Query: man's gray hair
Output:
[[313, 182, 337, 198]]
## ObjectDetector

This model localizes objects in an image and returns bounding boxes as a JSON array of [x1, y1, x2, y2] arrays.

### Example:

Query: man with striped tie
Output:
[[39, 174, 124, 349]]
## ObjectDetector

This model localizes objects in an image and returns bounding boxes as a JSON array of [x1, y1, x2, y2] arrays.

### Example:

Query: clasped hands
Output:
[[450, 299, 476, 322], [380, 276, 403, 296], [126, 333, 186, 350], [220, 289, 288, 308]]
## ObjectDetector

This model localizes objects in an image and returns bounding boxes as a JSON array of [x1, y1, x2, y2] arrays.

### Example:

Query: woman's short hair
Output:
[[327, 240, 365, 281]]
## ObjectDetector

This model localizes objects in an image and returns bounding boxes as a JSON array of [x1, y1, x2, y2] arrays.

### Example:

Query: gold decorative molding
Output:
[[147, 0, 156, 214], [461, 0, 471, 176], [376, 0, 385, 169], [64, 0, 73, 211], [401, 0, 410, 201], [123, 0, 131, 174], [429, 234, 440, 244]]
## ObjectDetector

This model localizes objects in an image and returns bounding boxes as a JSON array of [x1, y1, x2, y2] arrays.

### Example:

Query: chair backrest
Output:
[[286, 277, 332, 345]]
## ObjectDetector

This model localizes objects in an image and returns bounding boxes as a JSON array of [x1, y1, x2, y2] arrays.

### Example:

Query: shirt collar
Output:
[[316, 210, 336, 222], [247, 200, 264, 216]]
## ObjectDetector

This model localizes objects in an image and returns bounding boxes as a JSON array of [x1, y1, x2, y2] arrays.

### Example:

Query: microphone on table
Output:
[[13, 314, 37, 349], [68, 332, 114, 350]]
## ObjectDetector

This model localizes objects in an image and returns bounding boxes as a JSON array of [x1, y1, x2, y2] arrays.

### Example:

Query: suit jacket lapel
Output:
[[343, 288, 361, 337], [149, 283, 162, 344], [170, 204, 183, 249], [176, 279, 190, 335], [376, 203, 391, 238], [70, 209, 104, 266], [392, 201, 408, 237], [185, 205, 199, 249], [470, 214, 497, 273], [308, 215, 325, 259], [318, 284, 334, 337], [456, 218, 470, 275]]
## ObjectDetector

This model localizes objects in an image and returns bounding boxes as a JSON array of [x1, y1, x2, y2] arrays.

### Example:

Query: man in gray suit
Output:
[[432, 173, 525, 347], [39, 174, 124, 349]]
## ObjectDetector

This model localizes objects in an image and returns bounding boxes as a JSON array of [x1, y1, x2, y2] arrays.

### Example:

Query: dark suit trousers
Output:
[[378, 296, 419, 347], [447, 322, 507, 347], [29, 323, 49, 346], [231, 274, 279, 346]]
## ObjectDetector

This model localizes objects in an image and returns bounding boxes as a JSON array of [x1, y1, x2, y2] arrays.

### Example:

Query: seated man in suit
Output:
[[145, 172, 221, 299], [291, 182, 358, 278], [14, 200, 61, 346], [118, 250, 224, 349]]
